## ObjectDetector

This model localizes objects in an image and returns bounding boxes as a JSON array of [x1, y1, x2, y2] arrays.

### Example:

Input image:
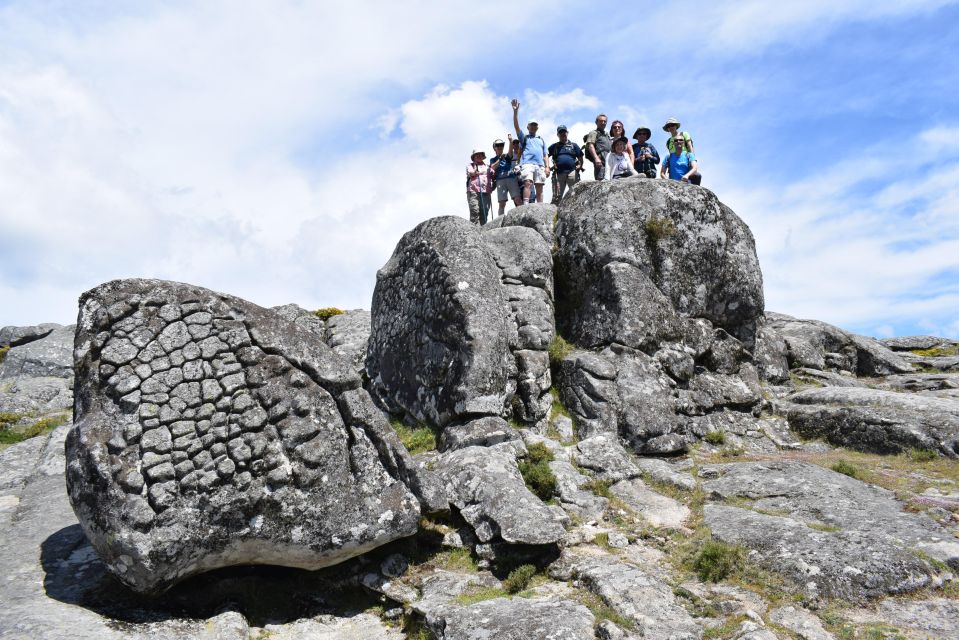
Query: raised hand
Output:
[[511, 99, 520, 111]]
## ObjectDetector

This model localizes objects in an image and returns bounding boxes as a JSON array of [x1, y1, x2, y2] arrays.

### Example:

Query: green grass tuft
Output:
[[503, 564, 536, 594], [583, 478, 613, 499], [0, 412, 69, 446], [312, 307, 345, 320], [908, 447, 938, 462], [454, 585, 509, 605], [703, 431, 726, 445], [0, 345, 9, 363], [691, 539, 746, 582], [807, 522, 842, 533], [548, 335, 574, 366], [390, 420, 438, 456], [519, 442, 557, 501], [830, 459, 860, 479]]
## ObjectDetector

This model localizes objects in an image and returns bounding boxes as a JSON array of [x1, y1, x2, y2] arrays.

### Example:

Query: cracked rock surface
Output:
[[67, 279, 420, 594]]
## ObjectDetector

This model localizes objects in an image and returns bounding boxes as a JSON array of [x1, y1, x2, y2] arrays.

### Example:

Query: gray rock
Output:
[[549, 459, 608, 520], [550, 549, 702, 639], [483, 202, 556, 245], [610, 478, 690, 528], [439, 416, 521, 452], [705, 504, 936, 602], [0, 322, 61, 348], [633, 457, 697, 491], [256, 613, 404, 640], [903, 353, 959, 371], [482, 224, 555, 423], [427, 596, 596, 640], [436, 445, 565, 545], [877, 372, 959, 393], [325, 309, 371, 376], [791, 367, 866, 388], [766, 313, 913, 376], [702, 460, 959, 600], [367, 216, 514, 427], [784, 387, 959, 456], [573, 434, 642, 483], [270, 303, 327, 338], [0, 324, 74, 379], [753, 320, 790, 383], [768, 606, 834, 640], [0, 375, 73, 415], [552, 414, 575, 443], [555, 178, 764, 347], [880, 335, 953, 351], [841, 597, 959, 640], [67, 279, 421, 594]]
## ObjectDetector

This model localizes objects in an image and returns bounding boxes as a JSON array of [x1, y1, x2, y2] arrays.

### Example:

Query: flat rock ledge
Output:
[[67, 278, 422, 594]]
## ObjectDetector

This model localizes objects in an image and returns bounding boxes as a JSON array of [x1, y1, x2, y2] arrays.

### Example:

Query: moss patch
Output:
[[644, 216, 677, 241], [503, 564, 536, 593], [312, 307, 345, 321], [390, 419, 439, 456], [830, 459, 860, 479], [703, 431, 726, 445], [0, 345, 9, 364], [453, 585, 509, 605], [573, 588, 635, 630], [0, 412, 70, 447]]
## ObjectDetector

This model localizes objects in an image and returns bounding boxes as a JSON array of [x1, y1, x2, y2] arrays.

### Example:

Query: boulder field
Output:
[[1, 178, 958, 639]]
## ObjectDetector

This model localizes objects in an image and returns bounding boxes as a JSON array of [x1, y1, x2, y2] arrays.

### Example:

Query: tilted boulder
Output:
[[367, 216, 515, 427], [555, 179, 764, 347], [67, 279, 422, 594], [367, 211, 556, 428]]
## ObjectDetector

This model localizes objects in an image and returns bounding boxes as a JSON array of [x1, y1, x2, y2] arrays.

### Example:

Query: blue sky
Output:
[[1, 1, 958, 338]]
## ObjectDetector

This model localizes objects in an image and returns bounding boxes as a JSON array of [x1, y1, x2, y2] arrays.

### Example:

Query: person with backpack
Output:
[[660, 136, 699, 183], [490, 137, 522, 217], [466, 149, 495, 225], [605, 137, 639, 179], [662, 117, 701, 185], [548, 125, 583, 204], [632, 127, 660, 178], [511, 99, 549, 203], [584, 114, 612, 180]]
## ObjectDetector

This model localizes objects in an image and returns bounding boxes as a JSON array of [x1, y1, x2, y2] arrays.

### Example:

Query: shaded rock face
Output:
[[367, 213, 555, 428], [367, 216, 515, 427], [67, 279, 420, 594], [783, 387, 959, 456], [766, 312, 913, 376], [555, 179, 764, 347]]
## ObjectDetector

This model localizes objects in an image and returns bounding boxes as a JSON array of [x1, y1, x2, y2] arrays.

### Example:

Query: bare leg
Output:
[[535, 182, 545, 203], [522, 180, 532, 203]]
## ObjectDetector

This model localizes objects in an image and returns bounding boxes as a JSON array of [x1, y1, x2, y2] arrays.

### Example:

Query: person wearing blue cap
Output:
[[548, 125, 583, 204]]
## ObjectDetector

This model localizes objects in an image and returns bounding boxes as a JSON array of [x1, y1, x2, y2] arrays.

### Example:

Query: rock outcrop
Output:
[[67, 279, 422, 594]]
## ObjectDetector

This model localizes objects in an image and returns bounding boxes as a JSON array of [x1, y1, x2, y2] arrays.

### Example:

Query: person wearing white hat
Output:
[[490, 137, 522, 217], [511, 98, 549, 203], [662, 118, 699, 184], [466, 149, 494, 225]]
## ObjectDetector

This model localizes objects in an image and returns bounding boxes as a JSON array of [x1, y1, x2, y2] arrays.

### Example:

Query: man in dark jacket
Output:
[[548, 125, 583, 204]]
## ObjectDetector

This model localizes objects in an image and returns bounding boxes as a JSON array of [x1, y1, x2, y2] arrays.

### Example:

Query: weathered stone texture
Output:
[[67, 279, 420, 594]]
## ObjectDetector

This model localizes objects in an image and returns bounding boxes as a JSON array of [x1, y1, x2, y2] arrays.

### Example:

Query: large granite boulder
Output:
[[554, 179, 764, 347], [367, 217, 515, 427], [367, 214, 555, 428], [67, 279, 422, 594], [782, 387, 959, 456]]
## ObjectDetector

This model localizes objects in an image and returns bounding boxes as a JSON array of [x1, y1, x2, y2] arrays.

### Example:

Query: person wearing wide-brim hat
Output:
[[466, 149, 495, 225], [631, 127, 660, 179], [662, 117, 694, 154]]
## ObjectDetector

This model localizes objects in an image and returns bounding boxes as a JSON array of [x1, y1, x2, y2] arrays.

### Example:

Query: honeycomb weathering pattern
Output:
[[66, 279, 420, 595]]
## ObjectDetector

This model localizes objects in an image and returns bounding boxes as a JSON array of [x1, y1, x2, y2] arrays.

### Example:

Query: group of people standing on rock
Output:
[[466, 99, 702, 225]]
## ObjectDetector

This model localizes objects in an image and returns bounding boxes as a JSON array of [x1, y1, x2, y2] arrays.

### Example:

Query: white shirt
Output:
[[605, 151, 637, 179]]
